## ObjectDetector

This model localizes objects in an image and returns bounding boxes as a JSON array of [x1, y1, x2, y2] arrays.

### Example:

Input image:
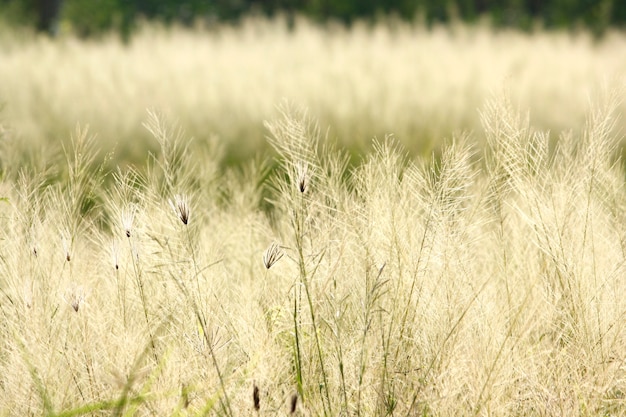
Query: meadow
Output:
[[1, 17, 626, 164], [0, 17, 626, 416]]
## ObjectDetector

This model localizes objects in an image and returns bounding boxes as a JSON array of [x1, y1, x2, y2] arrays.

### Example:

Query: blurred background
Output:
[[0, 0, 625, 171]]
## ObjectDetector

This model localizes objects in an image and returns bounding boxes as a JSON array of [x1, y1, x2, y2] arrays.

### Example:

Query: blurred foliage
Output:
[[0, 0, 624, 37]]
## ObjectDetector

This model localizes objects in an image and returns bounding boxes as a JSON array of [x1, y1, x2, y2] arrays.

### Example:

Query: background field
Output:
[[1, 18, 626, 417], [1, 18, 626, 167]]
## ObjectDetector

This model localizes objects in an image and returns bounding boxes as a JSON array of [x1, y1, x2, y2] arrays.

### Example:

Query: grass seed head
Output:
[[295, 162, 309, 193], [290, 392, 298, 414], [263, 242, 284, 269], [64, 284, 88, 312], [121, 206, 135, 238], [62, 235, 72, 262], [170, 194, 190, 225]]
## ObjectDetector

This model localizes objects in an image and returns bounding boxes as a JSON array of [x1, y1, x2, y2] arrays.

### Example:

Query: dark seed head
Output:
[[253, 383, 260, 411], [295, 163, 308, 194], [290, 393, 298, 414], [263, 242, 284, 269], [170, 194, 191, 225]]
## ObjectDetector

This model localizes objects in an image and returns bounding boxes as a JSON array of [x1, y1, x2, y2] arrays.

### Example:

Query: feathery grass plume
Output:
[[265, 101, 320, 160], [429, 134, 479, 225], [61, 124, 105, 239], [479, 93, 545, 314], [481, 92, 532, 192], [165, 194, 233, 417], [121, 206, 136, 238], [109, 167, 146, 237], [265, 103, 334, 415], [265, 101, 321, 199], [170, 194, 190, 225], [12, 169, 48, 259], [295, 161, 309, 194], [576, 85, 624, 227], [263, 242, 284, 269], [143, 109, 195, 197], [349, 137, 415, 414], [580, 85, 623, 169]]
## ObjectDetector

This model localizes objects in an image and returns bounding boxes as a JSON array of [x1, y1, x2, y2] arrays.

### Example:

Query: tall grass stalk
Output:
[[266, 104, 333, 415], [145, 112, 234, 416]]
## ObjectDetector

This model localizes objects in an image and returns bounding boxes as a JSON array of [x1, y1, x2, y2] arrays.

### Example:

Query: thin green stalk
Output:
[[55, 395, 150, 417]]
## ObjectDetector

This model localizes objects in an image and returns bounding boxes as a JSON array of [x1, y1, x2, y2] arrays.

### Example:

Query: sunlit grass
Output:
[[0, 17, 625, 166], [0, 87, 625, 415], [0, 18, 625, 416]]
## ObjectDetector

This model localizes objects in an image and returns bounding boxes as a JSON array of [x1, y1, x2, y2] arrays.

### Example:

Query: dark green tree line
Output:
[[1, 0, 624, 36]]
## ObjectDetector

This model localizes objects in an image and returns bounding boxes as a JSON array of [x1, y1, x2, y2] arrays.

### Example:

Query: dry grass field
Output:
[[0, 17, 626, 416], [1, 17, 626, 162]]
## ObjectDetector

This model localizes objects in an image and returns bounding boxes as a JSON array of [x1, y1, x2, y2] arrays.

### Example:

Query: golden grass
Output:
[[1, 17, 625, 164], [0, 18, 625, 416]]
